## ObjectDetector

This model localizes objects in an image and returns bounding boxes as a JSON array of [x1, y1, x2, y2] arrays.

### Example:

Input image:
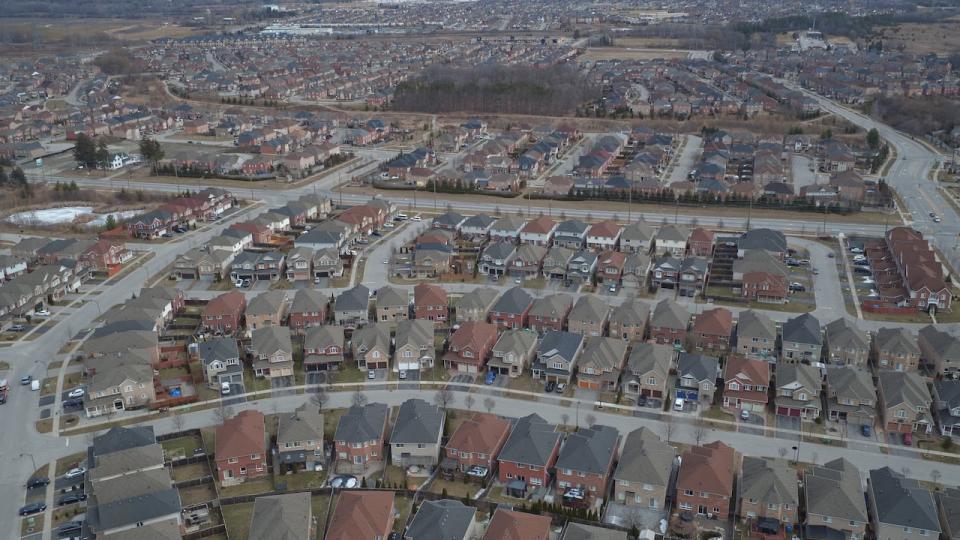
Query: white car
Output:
[[861, 277, 875, 284], [849, 247, 864, 254], [64, 467, 86, 479], [67, 388, 84, 399], [34, 309, 51, 317], [411, 216, 422, 221]]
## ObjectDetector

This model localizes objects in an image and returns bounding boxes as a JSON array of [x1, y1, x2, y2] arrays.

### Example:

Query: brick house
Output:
[[413, 283, 448, 322], [215, 410, 267, 486], [484, 509, 550, 540], [691, 307, 733, 352], [497, 414, 561, 496], [722, 355, 770, 414], [288, 289, 328, 333], [489, 286, 533, 329], [877, 370, 933, 435], [873, 327, 920, 372], [443, 321, 499, 373], [649, 299, 689, 347], [443, 413, 511, 479], [613, 427, 675, 511], [527, 294, 573, 334], [739, 457, 798, 535], [202, 291, 246, 334], [676, 442, 738, 519], [608, 299, 650, 342], [333, 403, 389, 474], [555, 425, 620, 507], [688, 227, 716, 257], [326, 491, 395, 540], [567, 296, 610, 337]]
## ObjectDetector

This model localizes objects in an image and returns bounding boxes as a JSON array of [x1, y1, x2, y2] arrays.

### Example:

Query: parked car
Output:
[[555, 382, 566, 393], [367, 370, 375, 380], [64, 467, 86, 479], [20, 375, 32, 385], [26, 477, 49, 489], [399, 370, 407, 380], [789, 282, 806, 292], [673, 397, 685, 411], [34, 309, 50, 317], [57, 521, 83, 535], [220, 382, 231, 395], [740, 409, 750, 421], [58, 493, 87, 506], [849, 247, 864, 254], [18, 502, 46, 516], [545, 380, 556, 393], [10, 324, 26, 332], [860, 424, 872, 437], [67, 388, 85, 399], [62, 398, 83, 411], [485, 371, 496, 385], [902, 432, 913, 446]]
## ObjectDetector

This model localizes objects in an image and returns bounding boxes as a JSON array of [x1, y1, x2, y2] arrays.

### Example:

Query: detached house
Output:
[[874, 327, 920, 372], [825, 318, 871, 367], [608, 299, 650, 342], [352, 323, 391, 371], [877, 370, 933, 435], [333, 403, 389, 473], [413, 283, 448, 322], [825, 366, 877, 427], [288, 289, 328, 333], [623, 343, 673, 403], [568, 295, 610, 337], [216, 410, 267, 486], [303, 325, 345, 372], [867, 467, 940, 540], [444, 321, 499, 373], [389, 398, 445, 467], [455, 287, 499, 323], [202, 291, 246, 334], [676, 442, 738, 518], [484, 509, 550, 540], [327, 491, 395, 540], [393, 319, 435, 373], [528, 294, 573, 334], [489, 286, 533, 329], [692, 307, 733, 352], [577, 337, 628, 392], [489, 329, 538, 378], [736, 310, 777, 360], [251, 326, 294, 380], [199, 336, 243, 389], [722, 355, 770, 414], [675, 352, 720, 406], [334, 285, 369, 328], [554, 219, 590, 249], [621, 222, 656, 254], [933, 380, 960, 439], [497, 414, 562, 496], [804, 458, 868, 540], [586, 220, 622, 251], [781, 313, 822, 362], [649, 299, 689, 347], [654, 224, 690, 257], [918, 324, 960, 377], [443, 413, 511, 479], [520, 216, 558, 246], [555, 425, 620, 507], [375, 286, 409, 323], [739, 457, 798, 536], [613, 427, 675, 511], [775, 363, 822, 420], [277, 404, 325, 474], [532, 330, 584, 384]]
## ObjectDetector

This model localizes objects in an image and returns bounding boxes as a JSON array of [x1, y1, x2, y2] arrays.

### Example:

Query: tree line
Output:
[[871, 96, 960, 139], [392, 64, 600, 117]]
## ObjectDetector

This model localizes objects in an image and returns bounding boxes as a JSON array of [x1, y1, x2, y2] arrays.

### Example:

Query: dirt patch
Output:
[[874, 18, 960, 54], [583, 47, 689, 61]]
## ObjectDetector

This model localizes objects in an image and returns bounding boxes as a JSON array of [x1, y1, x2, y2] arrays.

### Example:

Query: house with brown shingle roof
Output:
[[326, 491, 395, 540], [443, 413, 511, 480], [202, 290, 246, 334], [723, 355, 770, 414], [483, 508, 551, 540], [215, 410, 267, 486], [586, 219, 623, 251], [413, 283, 448, 322], [691, 307, 733, 352], [443, 321, 499, 373], [520, 216, 558, 246], [688, 227, 716, 257], [675, 441, 738, 518]]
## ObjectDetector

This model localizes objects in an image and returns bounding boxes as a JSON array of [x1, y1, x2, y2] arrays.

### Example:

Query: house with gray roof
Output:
[[249, 493, 313, 540], [389, 398, 445, 467], [555, 424, 619, 505], [489, 215, 527, 242], [608, 299, 650, 342], [490, 329, 538, 377], [375, 285, 409, 323], [918, 324, 960, 377], [198, 336, 243, 388], [736, 309, 777, 360], [561, 523, 629, 540], [528, 293, 574, 334], [303, 325, 344, 372], [553, 219, 590, 249], [654, 224, 690, 257], [567, 249, 599, 283], [675, 352, 720, 405], [510, 243, 548, 278], [781, 313, 822, 363], [352, 322, 391, 370], [251, 326, 294, 381], [936, 488, 960, 540], [333, 402, 389, 474], [803, 458, 867, 540], [489, 286, 533, 329], [739, 457, 798, 532], [868, 467, 940, 540], [775, 363, 822, 420], [532, 330, 585, 384], [459, 214, 496, 240], [454, 287, 499, 323], [432, 211, 466, 230], [933, 380, 960, 439], [623, 343, 673, 403], [577, 337, 628, 392], [737, 228, 787, 259], [405, 499, 478, 540], [874, 327, 921, 372], [620, 222, 656, 254], [277, 404, 324, 473], [825, 365, 877, 427], [479, 240, 517, 276], [542, 246, 575, 280], [568, 295, 610, 337], [825, 318, 871, 367], [878, 370, 933, 435], [497, 413, 562, 496], [394, 319, 435, 373], [649, 298, 689, 346], [622, 252, 652, 290], [334, 284, 369, 327], [613, 427, 675, 511]]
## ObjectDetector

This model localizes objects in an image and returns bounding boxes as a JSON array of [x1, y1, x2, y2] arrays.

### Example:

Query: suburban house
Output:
[[531, 330, 584, 384], [454, 287, 499, 323], [608, 299, 650, 342], [936, 488, 960, 540], [722, 355, 770, 414], [933, 380, 960, 439], [389, 398, 445, 467], [739, 457, 798, 536], [825, 366, 877, 427], [520, 216, 558, 246], [654, 224, 690, 257], [287, 289, 328, 333], [553, 219, 590, 249], [918, 324, 960, 377], [567, 295, 610, 337], [489, 329, 538, 378], [333, 403, 389, 474], [375, 286, 409, 323], [333, 285, 369, 328], [691, 307, 733, 352], [867, 467, 940, 540], [586, 220, 623, 251], [688, 227, 716, 257], [479, 241, 517, 277], [406, 500, 478, 540], [413, 283, 448, 322], [874, 327, 920, 372], [483, 509, 551, 540], [566, 250, 598, 283], [202, 290, 246, 334], [623, 343, 673, 403], [510, 244, 548, 278], [542, 246, 575, 280], [251, 326, 294, 380], [620, 222, 656, 253], [83, 359, 156, 418], [803, 458, 868, 540], [555, 425, 620, 507], [326, 491, 395, 540], [675, 352, 720, 406], [443, 321, 499, 373], [736, 310, 777, 360], [649, 299, 689, 347], [277, 404, 325, 474], [775, 363, 822, 420], [497, 414, 562, 496], [443, 413, 511, 479], [249, 493, 313, 540], [877, 370, 933, 435], [781, 313, 822, 362], [198, 336, 243, 388], [393, 319, 435, 373], [527, 294, 573, 334], [215, 410, 267, 486], [675, 441, 738, 518], [352, 323, 391, 370], [613, 427, 675, 510], [678, 256, 709, 297], [245, 290, 288, 330], [577, 337, 628, 391], [303, 325, 345, 372], [825, 318, 871, 367], [488, 286, 533, 329]]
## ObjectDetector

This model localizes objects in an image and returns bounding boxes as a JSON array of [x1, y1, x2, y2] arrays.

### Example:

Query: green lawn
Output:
[[276, 470, 327, 492], [220, 502, 254, 540], [323, 408, 346, 439], [179, 483, 218, 506], [332, 365, 367, 383], [427, 477, 478, 499], [218, 477, 275, 498], [171, 462, 211, 483], [161, 434, 203, 460]]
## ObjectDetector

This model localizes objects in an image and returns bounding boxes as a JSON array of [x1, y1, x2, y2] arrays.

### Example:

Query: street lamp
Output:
[[19, 452, 37, 473]]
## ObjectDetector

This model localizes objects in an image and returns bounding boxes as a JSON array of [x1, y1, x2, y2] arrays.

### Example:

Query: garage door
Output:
[[398, 361, 419, 371], [776, 406, 790, 416], [790, 408, 801, 417], [677, 389, 698, 401]]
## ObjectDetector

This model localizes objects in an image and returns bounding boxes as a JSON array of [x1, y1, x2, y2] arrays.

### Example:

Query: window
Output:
[[649, 499, 658, 509], [559, 481, 569, 488], [896, 409, 907, 418], [563, 469, 572, 475], [701, 492, 708, 498], [403, 350, 413, 358], [577, 471, 586, 477], [251, 454, 260, 460], [395, 443, 404, 448], [227, 457, 238, 464], [823, 516, 832, 524], [679, 502, 692, 510], [729, 382, 740, 391], [643, 484, 653, 491], [618, 480, 630, 487], [517, 463, 525, 469], [240, 467, 247, 475], [713, 507, 720, 514], [684, 489, 694, 496]]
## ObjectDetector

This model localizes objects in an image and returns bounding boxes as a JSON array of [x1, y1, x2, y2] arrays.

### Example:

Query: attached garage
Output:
[[578, 379, 600, 390], [777, 406, 802, 417], [676, 388, 698, 401], [177, 270, 198, 280]]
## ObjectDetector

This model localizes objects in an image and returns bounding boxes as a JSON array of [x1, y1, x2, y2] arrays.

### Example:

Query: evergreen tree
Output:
[[10, 167, 27, 186], [95, 139, 110, 170], [73, 133, 98, 169], [105, 215, 117, 230]]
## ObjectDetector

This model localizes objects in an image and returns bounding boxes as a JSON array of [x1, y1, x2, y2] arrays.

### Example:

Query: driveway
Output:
[[776, 415, 801, 436]]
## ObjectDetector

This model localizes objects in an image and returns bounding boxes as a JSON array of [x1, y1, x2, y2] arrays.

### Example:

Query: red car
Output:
[[902, 432, 913, 446]]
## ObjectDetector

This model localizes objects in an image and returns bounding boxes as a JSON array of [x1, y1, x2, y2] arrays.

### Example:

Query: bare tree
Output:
[[352, 390, 368, 408], [483, 397, 495, 413], [664, 419, 676, 442], [901, 466, 911, 479], [778, 447, 788, 460], [930, 469, 942, 485], [561, 413, 570, 428], [311, 385, 330, 412], [585, 413, 597, 427], [693, 418, 707, 445], [171, 412, 185, 433], [434, 387, 456, 409], [464, 395, 476, 410], [213, 405, 233, 426]]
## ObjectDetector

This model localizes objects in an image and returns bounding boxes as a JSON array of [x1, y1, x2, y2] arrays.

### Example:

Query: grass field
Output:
[[582, 47, 690, 61], [874, 18, 960, 55]]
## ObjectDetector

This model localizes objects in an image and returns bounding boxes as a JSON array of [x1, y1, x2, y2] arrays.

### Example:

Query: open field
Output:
[[613, 37, 686, 48], [0, 18, 203, 54], [874, 17, 960, 55], [583, 47, 689, 61]]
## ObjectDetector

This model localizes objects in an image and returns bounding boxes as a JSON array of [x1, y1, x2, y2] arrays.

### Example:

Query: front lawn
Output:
[[220, 502, 254, 540]]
